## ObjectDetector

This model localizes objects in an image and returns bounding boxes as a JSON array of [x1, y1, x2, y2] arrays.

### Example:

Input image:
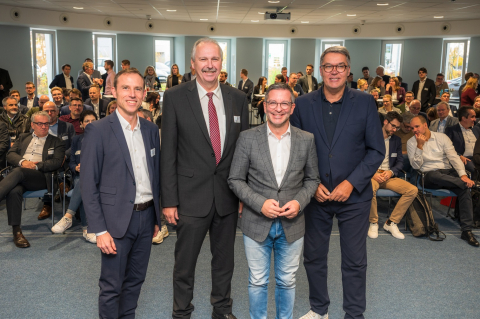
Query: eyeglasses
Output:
[[321, 64, 348, 73], [266, 101, 292, 110], [33, 122, 50, 127], [44, 110, 57, 113], [387, 120, 400, 130]]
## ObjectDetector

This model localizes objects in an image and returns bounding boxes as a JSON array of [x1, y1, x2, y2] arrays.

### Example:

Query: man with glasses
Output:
[[368, 111, 417, 240], [0, 111, 65, 248], [397, 91, 414, 114], [59, 97, 84, 135], [406, 99, 429, 123], [288, 72, 304, 98], [20, 82, 39, 110], [429, 101, 458, 133], [291, 46, 385, 319]]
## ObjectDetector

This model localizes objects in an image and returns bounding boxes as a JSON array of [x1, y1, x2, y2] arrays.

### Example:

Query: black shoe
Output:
[[212, 311, 237, 319], [461, 230, 479, 247]]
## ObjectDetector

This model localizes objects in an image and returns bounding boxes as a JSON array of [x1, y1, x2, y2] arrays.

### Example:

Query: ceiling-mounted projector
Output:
[[264, 12, 291, 20]]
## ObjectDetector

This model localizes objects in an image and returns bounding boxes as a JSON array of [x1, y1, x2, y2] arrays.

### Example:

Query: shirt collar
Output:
[[32, 132, 48, 140], [116, 108, 141, 131], [460, 124, 472, 132], [420, 77, 427, 83], [267, 123, 291, 139], [197, 81, 221, 99], [384, 135, 391, 141], [50, 120, 58, 127]]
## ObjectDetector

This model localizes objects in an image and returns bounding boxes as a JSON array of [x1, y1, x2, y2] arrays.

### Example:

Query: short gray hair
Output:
[[410, 99, 421, 107], [31, 111, 50, 123], [402, 112, 415, 124], [377, 65, 385, 70], [436, 101, 450, 111], [265, 83, 296, 104], [3, 96, 18, 106], [139, 109, 153, 122], [320, 46, 351, 67], [191, 37, 223, 62]]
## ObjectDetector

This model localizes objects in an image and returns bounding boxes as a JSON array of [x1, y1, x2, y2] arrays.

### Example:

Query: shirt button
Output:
[[326, 173, 329, 177]]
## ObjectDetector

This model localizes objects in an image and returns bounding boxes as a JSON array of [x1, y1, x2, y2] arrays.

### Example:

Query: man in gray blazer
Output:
[[228, 83, 319, 319], [429, 101, 459, 133]]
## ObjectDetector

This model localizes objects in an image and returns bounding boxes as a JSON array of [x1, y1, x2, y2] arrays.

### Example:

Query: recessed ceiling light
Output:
[[200, 19, 208, 21], [166, 10, 177, 12], [73, 7, 83, 9], [301, 21, 309, 23], [268, 1, 280, 3], [251, 20, 259, 22], [434, 16, 444, 18], [377, 3, 389, 5], [347, 14, 356, 16]]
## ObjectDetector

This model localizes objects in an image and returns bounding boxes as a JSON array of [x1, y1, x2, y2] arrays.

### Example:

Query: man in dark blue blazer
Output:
[[81, 68, 161, 318], [238, 68, 254, 103], [445, 106, 480, 177], [77, 62, 103, 101], [368, 112, 418, 240], [346, 72, 357, 89], [49, 64, 75, 89], [19, 81, 39, 109], [291, 47, 385, 319]]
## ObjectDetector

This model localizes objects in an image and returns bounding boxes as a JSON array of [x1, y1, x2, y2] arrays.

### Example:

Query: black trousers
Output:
[[172, 203, 237, 319], [0, 167, 47, 226], [98, 206, 155, 319], [424, 168, 473, 231]]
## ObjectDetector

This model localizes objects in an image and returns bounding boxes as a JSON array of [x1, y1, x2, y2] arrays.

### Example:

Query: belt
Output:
[[133, 199, 154, 211], [377, 169, 385, 173]]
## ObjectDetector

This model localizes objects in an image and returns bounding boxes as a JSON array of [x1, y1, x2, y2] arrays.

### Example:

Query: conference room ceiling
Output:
[[2, 0, 480, 25]]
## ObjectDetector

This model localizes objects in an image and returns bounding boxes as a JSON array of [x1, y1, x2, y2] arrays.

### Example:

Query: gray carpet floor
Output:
[[0, 197, 479, 319]]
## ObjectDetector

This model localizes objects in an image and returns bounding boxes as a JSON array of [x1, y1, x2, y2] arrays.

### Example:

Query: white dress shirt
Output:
[[267, 123, 291, 186], [307, 75, 313, 92], [417, 78, 426, 103], [27, 95, 35, 109], [83, 72, 93, 84], [407, 131, 466, 177], [379, 136, 391, 171], [92, 100, 100, 116], [197, 81, 226, 156], [460, 125, 476, 157], [19, 132, 47, 169], [64, 73, 72, 89]]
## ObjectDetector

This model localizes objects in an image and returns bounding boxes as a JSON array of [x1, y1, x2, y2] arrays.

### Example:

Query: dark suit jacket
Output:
[[238, 78, 254, 103], [19, 96, 39, 108], [69, 134, 83, 176], [293, 83, 305, 97], [77, 69, 101, 79], [298, 75, 319, 93], [347, 82, 357, 89], [252, 86, 265, 109], [56, 120, 75, 158], [445, 123, 480, 156], [400, 82, 408, 92], [49, 73, 74, 89], [77, 73, 94, 101], [290, 86, 385, 204], [182, 72, 195, 82], [0, 121, 10, 169], [101, 73, 107, 93], [0, 68, 13, 99], [386, 134, 404, 176], [59, 104, 93, 117], [81, 112, 161, 238], [85, 98, 109, 118], [412, 78, 436, 112], [161, 80, 249, 217]]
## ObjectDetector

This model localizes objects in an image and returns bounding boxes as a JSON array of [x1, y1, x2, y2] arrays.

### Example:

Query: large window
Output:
[[381, 41, 403, 77], [442, 39, 470, 99], [31, 30, 56, 96], [265, 40, 288, 85], [321, 40, 344, 53], [93, 34, 116, 74], [216, 39, 231, 78], [154, 38, 173, 83]]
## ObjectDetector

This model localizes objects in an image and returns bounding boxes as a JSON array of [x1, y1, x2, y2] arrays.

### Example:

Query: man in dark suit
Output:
[[20, 81, 39, 109], [42, 102, 75, 158], [0, 68, 13, 99], [81, 68, 161, 318], [59, 88, 93, 117], [376, 65, 390, 84], [49, 64, 75, 89], [0, 121, 10, 169], [429, 101, 459, 133], [0, 111, 65, 247], [8, 90, 28, 114], [406, 100, 429, 125], [398, 76, 408, 92], [77, 58, 102, 79], [182, 66, 197, 82], [368, 111, 417, 240], [412, 67, 436, 112], [445, 106, 480, 177], [346, 72, 357, 89], [290, 46, 385, 319], [298, 64, 319, 93], [161, 38, 249, 319], [77, 62, 103, 101], [85, 85, 109, 118], [237, 68, 254, 103]]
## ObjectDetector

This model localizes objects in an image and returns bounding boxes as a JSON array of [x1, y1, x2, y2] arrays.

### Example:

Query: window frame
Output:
[[31, 29, 57, 95], [441, 38, 470, 80], [264, 39, 289, 85], [153, 37, 174, 81], [93, 33, 117, 73], [213, 38, 231, 81], [381, 40, 404, 77]]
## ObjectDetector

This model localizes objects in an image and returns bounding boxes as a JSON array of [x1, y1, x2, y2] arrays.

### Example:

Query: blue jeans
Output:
[[68, 176, 87, 227], [243, 219, 304, 319]]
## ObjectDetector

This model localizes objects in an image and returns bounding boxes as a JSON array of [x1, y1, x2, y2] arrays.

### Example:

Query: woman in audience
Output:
[[146, 92, 162, 128], [275, 74, 286, 83], [143, 66, 161, 90], [426, 107, 439, 122], [461, 77, 479, 106], [377, 94, 401, 115], [252, 76, 267, 124], [106, 100, 117, 115], [166, 64, 183, 89], [473, 96, 480, 118], [368, 76, 385, 96], [386, 76, 406, 105], [357, 79, 369, 92], [51, 110, 98, 243]]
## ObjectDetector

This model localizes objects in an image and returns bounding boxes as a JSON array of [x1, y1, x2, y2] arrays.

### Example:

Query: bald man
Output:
[[26, 95, 49, 119]]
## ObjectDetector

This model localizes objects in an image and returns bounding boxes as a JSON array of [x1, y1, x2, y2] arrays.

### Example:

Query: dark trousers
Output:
[[424, 168, 473, 231], [172, 204, 237, 319], [465, 156, 476, 180], [98, 206, 155, 319], [304, 200, 370, 319], [0, 167, 47, 226]]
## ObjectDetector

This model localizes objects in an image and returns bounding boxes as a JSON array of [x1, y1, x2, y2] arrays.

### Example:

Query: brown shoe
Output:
[[14, 232, 30, 248], [38, 205, 52, 220], [56, 182, 70, 202]]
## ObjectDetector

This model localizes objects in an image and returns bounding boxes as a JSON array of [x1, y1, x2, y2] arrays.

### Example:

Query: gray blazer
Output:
[[228, 123, 320, 243], [429, 116, 459, 132]]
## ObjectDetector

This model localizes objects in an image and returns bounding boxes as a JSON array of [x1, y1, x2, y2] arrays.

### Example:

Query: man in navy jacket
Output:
[[291, 46, 385, 319], [49, 64, 75, 89], [368, 111, 418, 240]]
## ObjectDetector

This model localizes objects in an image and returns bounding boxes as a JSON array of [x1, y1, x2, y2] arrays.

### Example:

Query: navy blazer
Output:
[[59, 104, 93, 117], [238, 79, 254, 103], [85, 98, 110, 118], [49, 73, 74, 89], [69, 134, 83, 175], [77, 73, 93, 101], [81, 111, 161, 238], [291, 87, 385, 204], [386, 134, 404, 176], [57, 120, 75, 158], [19, 96, 39, 108], [445, 123, 480, 156]]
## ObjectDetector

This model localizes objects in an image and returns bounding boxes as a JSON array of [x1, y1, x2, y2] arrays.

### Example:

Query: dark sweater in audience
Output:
[[59, 114, 82, 135]]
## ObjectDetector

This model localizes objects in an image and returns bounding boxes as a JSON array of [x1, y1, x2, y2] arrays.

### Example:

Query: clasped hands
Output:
[[314, 180, 354, 203], [21, 160, 38, 170], [372, 171, 393, 184], [261, 199, 300, 219]]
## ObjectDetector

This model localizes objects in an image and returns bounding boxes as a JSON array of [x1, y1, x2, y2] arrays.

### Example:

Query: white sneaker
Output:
[[299, 310, 328, 319], [152, 225, 169, 244], [51, 216, 72, 234], [368, 223, 378, 239], [383, 221, 405, 239], [83, 231, 97, 244]]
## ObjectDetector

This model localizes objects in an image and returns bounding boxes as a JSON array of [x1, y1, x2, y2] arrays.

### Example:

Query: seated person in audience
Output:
[[106, 100, 117, 116], [371, 89, 381, 109], [9, 90, 28, 114], [252, 76, 267, 124], [386, 77, 406, 105], [368, 111, 418, 240], [85, 85, 109, 118], [460, 77, 479, 107], [394, 112, 415, 182], [166, 64, 183, 89], [51, 86, 65, 109], [346, 72, 357, 89], [42, 102, 75, 158], [51, 110, 97, 243], [219, 71, 231, 86], [26, 95, 49, 118], [357, 78, 368, 92], [77, 62, 103, 101], [378, 94, 401, 115], [182, 65, 196, 82], [1, 111, 65, 248], [397, 91, 414, 114], [368, 76, 385, 96], [20, 81, 39, 110], [275, 74, 286, 83], [0, 97, 31, 143], [59, 88, 93, 116], [296, 71, 303, 79], [288, 72, 304, 98], [50, 64, 74, 89], [63, 88, 71, 104], [434, 90, 458, 117], [121, 59, 130, 70], [398, 76, 408, 92], [429, 101, 459, 133], [362, 66, 374, 85], [407, 116, 479, 247], [406, 100, 429, 123], [434, 73, 449, 105], [144, 65, 161, 90], [145, 92, 161, 128], [426, 107, 438, 122], [0, 121, 9, 169], [445, 106, 479, 177], [473, 96, 480, 117], [59, 97, 84, 135]]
